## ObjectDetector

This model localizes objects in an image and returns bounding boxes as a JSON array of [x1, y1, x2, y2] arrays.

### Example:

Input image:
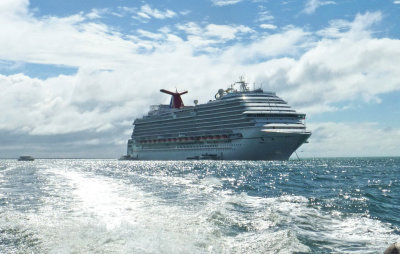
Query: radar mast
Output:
[[235, 76, 249, 92]]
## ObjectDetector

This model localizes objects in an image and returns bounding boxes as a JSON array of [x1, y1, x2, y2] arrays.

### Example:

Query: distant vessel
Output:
[[118, 155, 136, 161], [125, 78, 311, 160], [18, 155, 35, 161]]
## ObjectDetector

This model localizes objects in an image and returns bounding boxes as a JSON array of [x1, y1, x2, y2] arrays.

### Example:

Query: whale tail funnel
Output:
[[160, 89, 188, 108]]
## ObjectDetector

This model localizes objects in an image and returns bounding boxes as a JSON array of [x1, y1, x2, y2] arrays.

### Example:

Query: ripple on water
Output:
[[0, 158, 399, 253]]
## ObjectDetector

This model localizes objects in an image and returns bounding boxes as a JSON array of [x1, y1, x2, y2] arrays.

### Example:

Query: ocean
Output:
[[0, 158, 399, 253]]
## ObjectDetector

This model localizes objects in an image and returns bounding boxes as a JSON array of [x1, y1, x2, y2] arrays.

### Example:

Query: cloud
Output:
[[137, 29, 164, 40], [303, 0, 335, 14], [4, 10, 397, 135], [0, 9, 141, 69], [115, 5, 177, 22], [0, 3, 399, 157], [393, 1, 400, 4], [204, 24, 254, 40], [176, 22, 254, 48], [302, 122, 400, 157], [179, 10, 191, 16], [259, 24, 277, 30], [257, 10, 274, 22], [0, 0, 29, 17], [277, 12, 400, 109], [86, 8, 109, 20], [135, 4, 177, 21], [221, 28, 308, 63], [0, 67, 159, 140], [211, 0, 243, 6]]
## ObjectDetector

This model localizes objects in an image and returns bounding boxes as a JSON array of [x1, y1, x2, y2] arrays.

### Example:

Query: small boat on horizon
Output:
[[118, 155, 138, 161], [18, 155, 35, 161]]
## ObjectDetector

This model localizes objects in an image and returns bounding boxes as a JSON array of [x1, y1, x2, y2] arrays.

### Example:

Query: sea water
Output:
[[0, 158, 399, 253]]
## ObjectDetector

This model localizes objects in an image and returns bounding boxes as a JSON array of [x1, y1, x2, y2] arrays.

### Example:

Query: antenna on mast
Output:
[[235, 76, 249, 92]]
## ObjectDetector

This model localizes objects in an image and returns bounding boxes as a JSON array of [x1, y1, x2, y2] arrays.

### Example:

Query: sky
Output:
[[0, 0, 400, 158]]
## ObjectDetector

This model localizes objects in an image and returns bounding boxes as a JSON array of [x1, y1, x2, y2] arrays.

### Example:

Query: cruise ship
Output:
[[125, 78, 311, 160]]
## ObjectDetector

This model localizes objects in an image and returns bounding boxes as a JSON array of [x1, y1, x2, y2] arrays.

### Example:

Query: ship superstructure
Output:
[[126, 78, 311, 160]]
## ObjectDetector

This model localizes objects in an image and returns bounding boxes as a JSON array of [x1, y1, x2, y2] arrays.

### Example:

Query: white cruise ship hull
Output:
[[128, 127, 310, 161]]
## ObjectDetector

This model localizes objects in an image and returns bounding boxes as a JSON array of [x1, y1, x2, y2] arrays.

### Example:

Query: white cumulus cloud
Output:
[[302, 122, 400, 157], [259, 24, 277, 30], [176, 22, 254, 48], [0, 2, 399, 157], [303, 0, 335, 14], [211, 0, 243, 6], [136, 4, 177, 20]]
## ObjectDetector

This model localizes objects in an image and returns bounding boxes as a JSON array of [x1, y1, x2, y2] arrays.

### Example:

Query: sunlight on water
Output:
[[0, 158, 399, 253]]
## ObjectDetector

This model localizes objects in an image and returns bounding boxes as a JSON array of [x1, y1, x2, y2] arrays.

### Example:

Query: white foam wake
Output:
[[1, 160, 397, 254]]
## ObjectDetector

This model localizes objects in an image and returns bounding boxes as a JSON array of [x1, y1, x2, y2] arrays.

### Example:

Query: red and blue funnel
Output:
[[160, 89, 188, 109]]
